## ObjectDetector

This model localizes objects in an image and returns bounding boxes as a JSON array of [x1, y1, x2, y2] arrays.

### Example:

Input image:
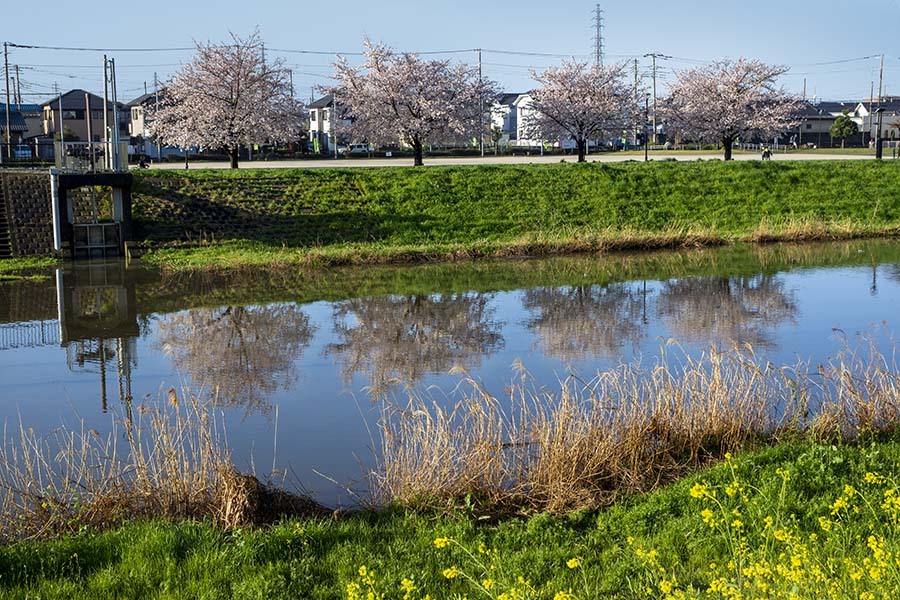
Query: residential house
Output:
[[41, 89, 128, 143], [307, 94, 348, 153], [489, 93, 524, 146], [788, 101, 865, 148], [856, 97, 900, 143], [127, 92, 168, 159], [0, 105, 29, 146]]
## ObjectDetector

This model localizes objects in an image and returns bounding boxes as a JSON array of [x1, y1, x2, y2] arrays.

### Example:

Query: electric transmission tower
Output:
[[593, 4, 604, 67]]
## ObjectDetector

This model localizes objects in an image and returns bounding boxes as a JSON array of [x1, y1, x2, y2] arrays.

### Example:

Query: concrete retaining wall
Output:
[[0, 171, 54, 257]]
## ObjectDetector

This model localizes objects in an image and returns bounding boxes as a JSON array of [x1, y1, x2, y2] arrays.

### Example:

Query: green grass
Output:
[[0, 256, 57, 280], [131, 161, 900, 271], [4, 438, 900, 598]]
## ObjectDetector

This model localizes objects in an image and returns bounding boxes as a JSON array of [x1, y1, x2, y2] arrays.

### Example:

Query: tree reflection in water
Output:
[[522, 284, 648, 362], [156, 304, 316, 413], [326, 293, 504, 392], [657, 275, 797, 348]]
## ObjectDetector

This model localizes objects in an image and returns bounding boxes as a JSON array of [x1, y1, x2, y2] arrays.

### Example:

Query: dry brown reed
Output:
[[0, 389, 324, 542], [374, 340, 900, 513]]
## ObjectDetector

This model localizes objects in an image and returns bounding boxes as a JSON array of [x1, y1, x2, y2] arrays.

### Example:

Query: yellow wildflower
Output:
[[481, 579, 494, 590], [442, 566, 460, 579], [774, 529, 792, 542], [433, 537, 450, 549], [346, 582, 361, 600], [566, 557, 582, 569], [689, 482, 709, 499]]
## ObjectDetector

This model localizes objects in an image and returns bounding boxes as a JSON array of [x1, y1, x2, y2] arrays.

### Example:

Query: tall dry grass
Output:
[[374, 340, 900, 513], [0, 389, 324, 542]]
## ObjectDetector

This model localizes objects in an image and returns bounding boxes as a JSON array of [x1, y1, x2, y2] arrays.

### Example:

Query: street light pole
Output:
[[875, 108, 885, 160]]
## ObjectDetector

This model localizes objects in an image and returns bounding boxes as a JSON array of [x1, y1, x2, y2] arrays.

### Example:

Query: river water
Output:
[[1, 240, 899, 506]]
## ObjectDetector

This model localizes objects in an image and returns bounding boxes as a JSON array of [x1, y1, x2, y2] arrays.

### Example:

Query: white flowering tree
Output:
[[664, 59, 801, 160], [522, 60, 636, 163], [331, 41, 493, 166], [151, 31, 302, 168]]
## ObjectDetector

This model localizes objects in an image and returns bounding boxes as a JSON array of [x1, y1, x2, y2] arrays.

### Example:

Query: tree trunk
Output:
[[723, 137, 734, 161], [577, 138, 587, 163], [229, 146, 240, 169], [413, 140, 424, 166]]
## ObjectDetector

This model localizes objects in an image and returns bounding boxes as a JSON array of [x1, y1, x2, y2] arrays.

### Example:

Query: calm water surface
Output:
[[1, 240, 899, 505]]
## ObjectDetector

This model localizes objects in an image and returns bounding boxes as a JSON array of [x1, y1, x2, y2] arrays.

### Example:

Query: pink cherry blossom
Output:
[[523, 60, 637, 162], [664, 59, 802, 160], [330, 41, 494, 166], [150, 30, 302, 168]]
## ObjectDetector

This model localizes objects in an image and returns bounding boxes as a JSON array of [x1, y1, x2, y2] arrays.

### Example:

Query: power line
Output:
[[8, 42, 193, 52]]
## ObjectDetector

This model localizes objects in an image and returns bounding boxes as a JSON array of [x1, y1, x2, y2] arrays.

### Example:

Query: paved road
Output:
[[146, 152, 875, 170]]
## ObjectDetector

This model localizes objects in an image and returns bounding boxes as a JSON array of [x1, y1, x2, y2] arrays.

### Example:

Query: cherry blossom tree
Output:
[[664, 59, 801, 160], [522, 60, 636, 163], [331, 41, 493, 166], [151, 31, 302, 169]]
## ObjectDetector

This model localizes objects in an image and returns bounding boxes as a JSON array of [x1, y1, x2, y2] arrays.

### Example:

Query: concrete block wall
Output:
[[71, 187, 113, 225], [0, 171, 54, 257]]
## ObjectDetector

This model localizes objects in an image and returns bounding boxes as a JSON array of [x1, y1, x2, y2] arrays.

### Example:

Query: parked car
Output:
[[341, 143, 375, 156]]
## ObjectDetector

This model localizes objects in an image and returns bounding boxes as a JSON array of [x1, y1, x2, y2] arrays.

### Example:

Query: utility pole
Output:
[[868, 80, 875, 142], [478, 48, 484, 157], [644, 93, 649, 162], [58, 87, 64, 164], [4, 42, 11, 159], [878, 54, 884, 106], [103, 55, 110, 169], [154, 72, 161, 161], [802, 78, 806, 101], [85, 92, 94, 172], [643, 53, 669, 145], [633, 59, 639, 145], [110, 58, 121, 171], [332, 92, 338, 159], [289, 69, 294, 98], [14, 65, 21, 104], [593, 4, 604, 67]]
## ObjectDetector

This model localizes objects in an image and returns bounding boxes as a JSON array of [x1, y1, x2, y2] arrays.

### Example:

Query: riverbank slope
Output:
[[131, 160, 900, 271], [1, 438, 898, 598]]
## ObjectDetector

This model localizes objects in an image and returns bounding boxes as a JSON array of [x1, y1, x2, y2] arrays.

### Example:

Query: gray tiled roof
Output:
[[40, 89, 123, 110], [307, 94, 333, 109], [0, 111, 28, 132]]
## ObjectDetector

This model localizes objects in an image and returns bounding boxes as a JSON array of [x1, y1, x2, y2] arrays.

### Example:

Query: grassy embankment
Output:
[[131, 160, 900, 271], [3, 439, 900, 598]]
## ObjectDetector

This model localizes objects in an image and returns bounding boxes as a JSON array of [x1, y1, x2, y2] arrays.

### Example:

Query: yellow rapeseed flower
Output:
[[566, 557, 582, 569], [346, 582, 361, 600], [433, 537, 450, 549], [400, 578, 415, 593], [553, 591, 574, 600], [690, 482, 709, 499], [774, 529, 792, 542], [481, 578, 494, 590], [442, 566, 460, 579]]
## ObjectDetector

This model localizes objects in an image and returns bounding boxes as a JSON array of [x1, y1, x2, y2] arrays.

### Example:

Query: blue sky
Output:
[[5, 0, 900, 104]]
